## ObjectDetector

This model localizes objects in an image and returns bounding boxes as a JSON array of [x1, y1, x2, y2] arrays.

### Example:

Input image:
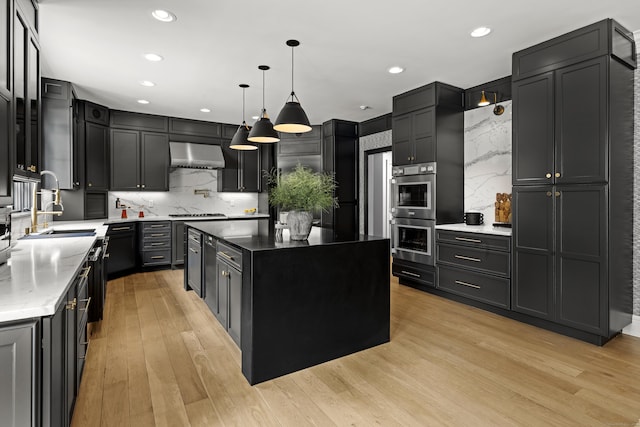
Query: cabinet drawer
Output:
[[392, 260, 435, 288], [437, 243, 510, 277], [107, 223, 136, 234], [142, 230, 171, 240], [141, 222, 171, 232], [437, 265, 510, 309], [217, 241, 242, 271], [141, 250, 171, 265], [142, 240, 171, 250], [436, 230, 510, 251]]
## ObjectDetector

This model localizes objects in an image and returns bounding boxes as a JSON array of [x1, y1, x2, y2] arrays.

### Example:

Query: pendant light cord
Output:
[[291, 45, 295, 97], [262, 69, 266, 116], [242, 86, 246, 124]]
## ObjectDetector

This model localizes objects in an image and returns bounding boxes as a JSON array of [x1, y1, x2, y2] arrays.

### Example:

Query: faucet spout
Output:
[[31, 170, 64, 233]]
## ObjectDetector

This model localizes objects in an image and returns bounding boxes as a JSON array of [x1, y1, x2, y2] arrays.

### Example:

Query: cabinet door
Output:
[[218, 140, 240, 192], [85, 123, 109, 190], [14, 15, 26, 174], [216, 261, 229, 327], [27, 38, 39, 177], [141, 132, 169, 191], [0, 321, 35, 427], [392, 114, 412, 165], [554, 57, 607, 184], [110, 129, 140, 190], [555, 185, 607, 334], [240, 149, 261, 192], [0, 0, 8, 96], [228, 266, 242, 346], [64, 285, 76, 426], [412, 107, 435, 163], [512, 186, 555, 320], [0, 93, 10, 202], [512, 72, 554, 185], [106, 231, 137, 276]]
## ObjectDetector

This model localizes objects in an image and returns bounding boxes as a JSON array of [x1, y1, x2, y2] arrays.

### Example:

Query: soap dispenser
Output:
[[115, 197, 121, 209]]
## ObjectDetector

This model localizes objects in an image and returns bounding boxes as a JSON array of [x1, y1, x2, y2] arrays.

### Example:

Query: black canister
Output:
[[464, 212, 484, 225]]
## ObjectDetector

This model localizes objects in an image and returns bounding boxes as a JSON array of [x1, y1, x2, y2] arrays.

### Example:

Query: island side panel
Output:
[[241, 238, 390, 385]]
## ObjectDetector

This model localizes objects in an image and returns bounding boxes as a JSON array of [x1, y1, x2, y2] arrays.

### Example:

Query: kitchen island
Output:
[[186, 222, 391, 385]]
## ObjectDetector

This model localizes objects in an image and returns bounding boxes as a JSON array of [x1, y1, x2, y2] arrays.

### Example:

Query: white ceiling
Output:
[[38, 0, 640, 126]]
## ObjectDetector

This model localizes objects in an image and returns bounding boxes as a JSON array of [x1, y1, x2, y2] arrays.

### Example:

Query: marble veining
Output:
[[464, 101, 513, 222], [108, 168, 259, 218]]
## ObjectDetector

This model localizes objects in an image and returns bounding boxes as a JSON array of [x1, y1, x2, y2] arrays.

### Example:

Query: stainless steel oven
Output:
[[0, 206, 11, 266], [391, 217, 435, 265], [391, 162, 436, 220]]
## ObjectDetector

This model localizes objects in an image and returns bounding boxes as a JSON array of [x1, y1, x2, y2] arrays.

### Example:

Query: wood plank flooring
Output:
[[72, 268, 640, 426]]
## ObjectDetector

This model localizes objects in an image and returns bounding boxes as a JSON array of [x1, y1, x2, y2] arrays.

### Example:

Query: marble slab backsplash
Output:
[[108, 168, 259, 218], [463, 101, 513, 223]]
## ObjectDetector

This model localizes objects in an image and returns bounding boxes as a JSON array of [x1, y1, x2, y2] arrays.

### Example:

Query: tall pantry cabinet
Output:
[[511, 19, 636, 344]]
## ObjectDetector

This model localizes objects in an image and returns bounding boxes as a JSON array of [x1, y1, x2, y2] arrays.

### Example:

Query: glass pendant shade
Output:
[[478, 90, 490, 106], [248, 110, 280, 143], [229, 122, 257, 150], [274, 39, 312, 134], [274, 98, 311, 133]]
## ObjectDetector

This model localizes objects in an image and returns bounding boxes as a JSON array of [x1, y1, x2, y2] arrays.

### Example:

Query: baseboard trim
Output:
[[622, 315, 640, 338]]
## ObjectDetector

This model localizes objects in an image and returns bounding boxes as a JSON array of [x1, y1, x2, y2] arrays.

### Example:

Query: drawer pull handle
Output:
[[455, 280, 481, 289], [150, 225, 165, 228], [189, 248, 198, 254], [218, 251, 235, 261], [80, 266, 92, 278], [111, 226, 130, 231], [150, 233, 165, 237], [150, 242, 165, 246], [401, 270, 421, 278], [79, 297, 92, 312], [454, 255, 481, 262], [151, 255, 165, 260], [454, 237, 482, 243]]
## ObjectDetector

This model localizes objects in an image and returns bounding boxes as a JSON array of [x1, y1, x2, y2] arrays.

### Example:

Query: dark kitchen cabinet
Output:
[[218, 139, 261, 192], [110, 129, 169, 191], [109, 109, 168, 133], [0, 0, 8, 96], [391, 82, 463, 167], [512, 185, 607, 334], [13, 1, 39, 179], [321, 119, 358, 238], [513, 57, 608, 185], [511, 19, 635, 344], [138, 221, 171, 267], [0, 320, 36, 427], [106, 223, 137, 278], [0, 0, 10, 205], [85, 122, 109, 190], [171, 220, 186, 267], [215, 241, 242, 346]]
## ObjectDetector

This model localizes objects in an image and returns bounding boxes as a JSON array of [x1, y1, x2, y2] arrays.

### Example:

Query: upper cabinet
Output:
[[0, 0, 10, 205], [13, 0, 39, 179], [391, 82, 464, 167]]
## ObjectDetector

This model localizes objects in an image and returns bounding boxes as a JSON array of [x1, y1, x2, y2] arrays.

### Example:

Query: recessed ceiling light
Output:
[[471, 26, 491, 38], [360, 105, 370, 110], [140, 80, 155, 87], [137, 99, 150, 104], [388, 66, 404, 74], [251, 115, 260, 120], [144, 53, 163, 62], [152, 9, 176, 22], [200, 108, 211, 113]]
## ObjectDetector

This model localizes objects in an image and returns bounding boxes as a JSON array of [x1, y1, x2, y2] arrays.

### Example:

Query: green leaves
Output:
[[265, 164, 338, 212]]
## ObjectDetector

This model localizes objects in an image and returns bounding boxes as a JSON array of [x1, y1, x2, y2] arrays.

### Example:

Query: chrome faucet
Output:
[[31, 170, 64, 233]]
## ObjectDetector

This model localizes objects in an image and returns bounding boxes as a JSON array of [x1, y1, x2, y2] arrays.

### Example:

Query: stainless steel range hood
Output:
[[169, 142, 225, 169]]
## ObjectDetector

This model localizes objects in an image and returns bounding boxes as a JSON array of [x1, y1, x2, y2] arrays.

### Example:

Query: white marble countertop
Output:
[[103, 213, 270, 224], [0, 234, 98, 322], [435, 223, 512, 237]]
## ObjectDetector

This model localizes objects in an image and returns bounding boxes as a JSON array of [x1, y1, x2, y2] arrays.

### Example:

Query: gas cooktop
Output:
[[168, 213, 227, 218]]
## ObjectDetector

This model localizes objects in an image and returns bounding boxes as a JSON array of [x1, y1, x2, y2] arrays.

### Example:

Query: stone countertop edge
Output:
[[102, 213, 270, 224], [435, 223, 512, 237]]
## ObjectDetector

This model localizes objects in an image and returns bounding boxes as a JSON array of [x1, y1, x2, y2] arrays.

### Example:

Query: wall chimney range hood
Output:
[[169, 142, 225, 169]]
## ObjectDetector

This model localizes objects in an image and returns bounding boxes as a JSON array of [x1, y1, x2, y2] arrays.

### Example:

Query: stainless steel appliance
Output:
[[391, 162, 436, 220], [0, 206, 11, 266], [390, 162, 436, 266], [391, 217, 434, 265]]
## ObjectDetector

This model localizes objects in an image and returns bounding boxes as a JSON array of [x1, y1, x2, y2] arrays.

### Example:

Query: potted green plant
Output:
[[265, 164, 338, 240]]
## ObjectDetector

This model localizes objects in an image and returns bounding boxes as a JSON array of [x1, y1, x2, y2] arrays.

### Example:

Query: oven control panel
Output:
[[392, 162, 436, 176]]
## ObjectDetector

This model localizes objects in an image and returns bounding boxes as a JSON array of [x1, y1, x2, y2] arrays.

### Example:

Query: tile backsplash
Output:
[[108, 168, 259, 218], [463, 101, 513, 223]]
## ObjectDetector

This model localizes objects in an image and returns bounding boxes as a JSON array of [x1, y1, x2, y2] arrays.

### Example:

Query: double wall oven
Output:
[[390, 162, 436, 266]]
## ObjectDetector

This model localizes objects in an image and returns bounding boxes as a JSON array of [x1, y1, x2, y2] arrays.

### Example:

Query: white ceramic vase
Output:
[[286, 210, 313, 240]]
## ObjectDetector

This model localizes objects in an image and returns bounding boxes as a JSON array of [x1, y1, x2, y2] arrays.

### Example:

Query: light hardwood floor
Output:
[[72, 268, 640, 426]]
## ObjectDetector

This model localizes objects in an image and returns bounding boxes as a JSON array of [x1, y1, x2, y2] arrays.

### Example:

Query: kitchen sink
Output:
[[20, 229, 96, 240]]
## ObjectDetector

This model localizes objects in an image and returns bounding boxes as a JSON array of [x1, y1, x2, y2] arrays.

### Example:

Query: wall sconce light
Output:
[[477, 90, 504, 116]]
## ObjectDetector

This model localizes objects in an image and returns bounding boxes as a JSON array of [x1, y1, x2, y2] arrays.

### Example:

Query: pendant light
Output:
[[230, 84, 258, 150], [274, 39, 311, 133], [248, 65, 280, 143]]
